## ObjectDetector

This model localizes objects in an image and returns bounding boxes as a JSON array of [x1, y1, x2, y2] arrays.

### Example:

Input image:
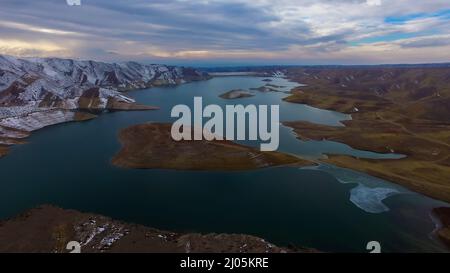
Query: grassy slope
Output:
[[282, 67, 450, 203]]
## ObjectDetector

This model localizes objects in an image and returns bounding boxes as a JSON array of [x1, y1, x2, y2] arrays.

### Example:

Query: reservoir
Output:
[[0, 76, 448, 252]]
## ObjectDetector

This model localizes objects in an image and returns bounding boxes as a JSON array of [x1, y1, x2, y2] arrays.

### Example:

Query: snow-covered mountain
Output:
[[0, 55, 207, 111], [0, 55, 208, 149]]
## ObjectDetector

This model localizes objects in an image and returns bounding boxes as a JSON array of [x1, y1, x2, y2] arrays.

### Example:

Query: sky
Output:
[[0, 0, 449, 66]]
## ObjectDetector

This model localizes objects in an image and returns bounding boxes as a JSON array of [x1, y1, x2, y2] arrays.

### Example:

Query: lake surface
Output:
[[0, 76, 448, 252]]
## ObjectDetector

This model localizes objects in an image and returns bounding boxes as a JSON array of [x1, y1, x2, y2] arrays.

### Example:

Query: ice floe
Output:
[[350, 184, 399, 213], [301, 164, 406, 214]]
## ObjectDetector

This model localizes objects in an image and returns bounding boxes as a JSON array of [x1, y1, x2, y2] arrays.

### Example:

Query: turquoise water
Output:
[[0, 76, 447, 252]]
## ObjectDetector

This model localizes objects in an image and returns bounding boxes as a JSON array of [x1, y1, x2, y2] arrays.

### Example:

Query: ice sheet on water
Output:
[[301, 164, 407, 213], [350, 184, 399, 213]]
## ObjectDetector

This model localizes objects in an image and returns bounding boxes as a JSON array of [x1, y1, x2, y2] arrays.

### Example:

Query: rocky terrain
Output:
[[112, 123, 312, 170], [433, 207, 450, 249], [0, 55, 208, 157], [0, 205, 316, 253]]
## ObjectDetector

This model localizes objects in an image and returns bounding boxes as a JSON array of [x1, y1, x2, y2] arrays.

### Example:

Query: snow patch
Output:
[[0, 110, 76, 132]]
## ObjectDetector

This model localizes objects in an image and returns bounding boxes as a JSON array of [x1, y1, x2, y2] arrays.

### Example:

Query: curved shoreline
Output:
[[282, 116, 450, 203]]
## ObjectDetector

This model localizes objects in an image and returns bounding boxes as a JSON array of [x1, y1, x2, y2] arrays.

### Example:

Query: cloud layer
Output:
[[0, 0, 449, 65]]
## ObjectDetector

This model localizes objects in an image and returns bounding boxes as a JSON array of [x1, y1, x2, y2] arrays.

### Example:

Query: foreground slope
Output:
[[0, 205, 316, 253]]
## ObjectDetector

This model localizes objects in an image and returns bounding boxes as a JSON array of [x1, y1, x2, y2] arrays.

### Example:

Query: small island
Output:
[[219, 89, 255, 99], [250, 84, 284, 93], [112, 123, 312, 170]]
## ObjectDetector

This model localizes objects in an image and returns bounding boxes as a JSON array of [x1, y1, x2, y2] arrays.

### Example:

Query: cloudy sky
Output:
[[0, 0, 449, 65]]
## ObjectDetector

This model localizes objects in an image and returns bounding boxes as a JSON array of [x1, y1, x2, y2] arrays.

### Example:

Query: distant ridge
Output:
[[200, 63, 450, 72]]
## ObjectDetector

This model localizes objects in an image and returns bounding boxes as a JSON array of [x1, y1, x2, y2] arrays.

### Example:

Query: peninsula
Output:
[[112, 123, 312, 170]]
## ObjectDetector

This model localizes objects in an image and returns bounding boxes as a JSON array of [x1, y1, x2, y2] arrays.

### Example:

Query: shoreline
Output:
[[282, 114, 450, 203], [0, 108, 157, 158]]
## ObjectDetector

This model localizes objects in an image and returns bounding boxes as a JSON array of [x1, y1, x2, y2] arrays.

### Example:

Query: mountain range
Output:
[[0, 55, 208, 150]]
